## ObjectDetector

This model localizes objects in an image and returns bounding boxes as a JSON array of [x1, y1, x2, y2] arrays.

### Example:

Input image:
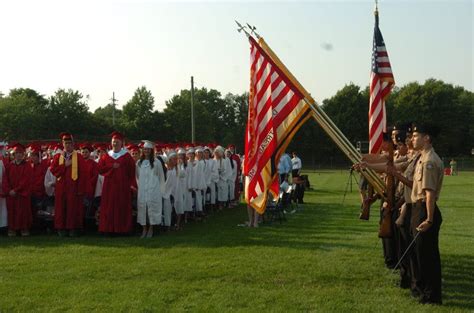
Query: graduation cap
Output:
[[93, 143, 108, 151], [28, 144, 42, 154], [11, 143, 26, 153], [110, 131, 124, 141], [142, 140, 154, 149], [59, 132, 74, 142], [167, 150, 177, 158], [79, 143, 93, 152], [412, 123, 441, 137]]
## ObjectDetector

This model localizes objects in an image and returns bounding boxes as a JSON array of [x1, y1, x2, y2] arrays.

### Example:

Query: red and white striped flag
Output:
[[244, 36, 311, 214], [369, 9, 395, 154]]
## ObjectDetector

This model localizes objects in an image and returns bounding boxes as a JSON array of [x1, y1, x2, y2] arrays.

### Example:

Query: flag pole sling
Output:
[[257, 38, 386, 197]]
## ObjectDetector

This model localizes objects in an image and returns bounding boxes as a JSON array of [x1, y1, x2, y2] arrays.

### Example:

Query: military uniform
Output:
[[411, 146, 444, 304]]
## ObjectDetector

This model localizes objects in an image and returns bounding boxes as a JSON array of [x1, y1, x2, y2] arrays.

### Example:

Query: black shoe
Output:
[[419, 295, 442, 305], [411, 289, 421, 298], [399, 278, 410, 289]]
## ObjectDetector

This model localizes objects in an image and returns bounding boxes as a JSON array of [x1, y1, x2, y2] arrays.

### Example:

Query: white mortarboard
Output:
[[214, 145, 225, 154], [142, 140, 154, 149]]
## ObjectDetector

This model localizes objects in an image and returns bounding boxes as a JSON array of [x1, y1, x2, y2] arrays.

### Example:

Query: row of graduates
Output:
[[354, 123, 444, 305], [0, 131, 242, 238]]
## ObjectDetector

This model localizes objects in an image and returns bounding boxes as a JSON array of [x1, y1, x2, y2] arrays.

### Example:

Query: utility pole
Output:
[[191, 76, 195, 144], [110, 92, 117, 127]]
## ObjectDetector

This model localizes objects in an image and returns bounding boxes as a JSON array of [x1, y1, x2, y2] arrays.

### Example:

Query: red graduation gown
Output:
[[50, 152, 87, 230], [2, 160, 32, 231], [98, 152, 136, 233], [84, 159, 99, 199], [30, 160, 49, 198]]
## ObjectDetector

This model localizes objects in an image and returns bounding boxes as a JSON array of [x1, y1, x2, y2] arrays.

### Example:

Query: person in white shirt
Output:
[[291, 151, 302, 179]]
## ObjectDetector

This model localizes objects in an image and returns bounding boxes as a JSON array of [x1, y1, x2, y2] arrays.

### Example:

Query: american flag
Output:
[[369, 9, 395, 154], [244, 36, 311, 213]]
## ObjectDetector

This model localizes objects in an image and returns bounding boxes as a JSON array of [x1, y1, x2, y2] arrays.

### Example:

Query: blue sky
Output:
[[0, 0, 472, 111]]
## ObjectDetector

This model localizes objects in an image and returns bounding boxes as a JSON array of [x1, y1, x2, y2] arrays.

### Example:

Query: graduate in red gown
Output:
[[80, 143, 99, 222], [28, 144, 49, 217], [80, 143, 99, 200], [2, 143, 33, 237], [98, 132, 136, 234], [50, 133, 87, 237]]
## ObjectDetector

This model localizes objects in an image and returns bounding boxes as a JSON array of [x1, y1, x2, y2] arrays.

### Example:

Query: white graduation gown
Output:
[[0, 158, 7, 227], [185, 161, 194, 212], [176, 162, 188, 214], [192, 159, 206, 212], [227, 159, 238, 201], [162, 167, 178, 226], [136, 159, 165, 226], [204, 158, 218, 204], [216, 157, 231, 202]]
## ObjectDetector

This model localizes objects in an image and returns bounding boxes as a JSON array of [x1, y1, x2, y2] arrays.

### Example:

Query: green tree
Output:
[[0, 88, 49, 140]]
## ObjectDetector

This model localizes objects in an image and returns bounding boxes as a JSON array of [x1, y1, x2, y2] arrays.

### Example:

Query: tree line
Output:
[[0, 78, 472, 165]]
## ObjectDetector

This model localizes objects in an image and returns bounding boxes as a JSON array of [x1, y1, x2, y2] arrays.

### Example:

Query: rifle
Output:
[[378, 143, 395, 238], [359, 182, 379, 220]]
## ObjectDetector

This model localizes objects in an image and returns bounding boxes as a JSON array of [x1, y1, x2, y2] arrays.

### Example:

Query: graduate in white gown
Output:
[[184, 148, 195, 221], [225, 149, 238, 207], [203, 147, 218, 210], [193, 147, 207, 215], [176, 148, 188, 227], [0, 144, 8, 228], [136, 140, 166, 238], [162, 151, 178, 230], [214, 146, 231, 210]]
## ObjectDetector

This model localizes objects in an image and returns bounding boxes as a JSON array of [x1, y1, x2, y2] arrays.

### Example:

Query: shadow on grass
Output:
[[442, 253, 474, 311], [0, 202, 375, 252]]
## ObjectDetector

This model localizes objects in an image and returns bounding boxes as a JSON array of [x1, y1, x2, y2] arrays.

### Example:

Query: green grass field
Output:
[[0, 171, 473, 312]]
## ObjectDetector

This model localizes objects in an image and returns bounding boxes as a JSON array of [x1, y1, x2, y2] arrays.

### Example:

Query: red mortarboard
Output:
[[11, 143, 25, 152], [127, 144, 140, 152], [59, 132, 74, 141], [93, 143, 108, 151], [80, 143, 93, 152], [110, 131, 124, 141], [28, 144, 42, 154]]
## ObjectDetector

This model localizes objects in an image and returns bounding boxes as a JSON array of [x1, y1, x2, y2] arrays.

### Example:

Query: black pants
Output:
[[397, 203, 413, 288], [381, 205, 398, 268], [411, 201, 443, 304], [291, 169, 300, 179]]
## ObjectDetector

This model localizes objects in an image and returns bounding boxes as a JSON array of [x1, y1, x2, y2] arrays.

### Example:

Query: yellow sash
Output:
[[59, 151, 78, 181]]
